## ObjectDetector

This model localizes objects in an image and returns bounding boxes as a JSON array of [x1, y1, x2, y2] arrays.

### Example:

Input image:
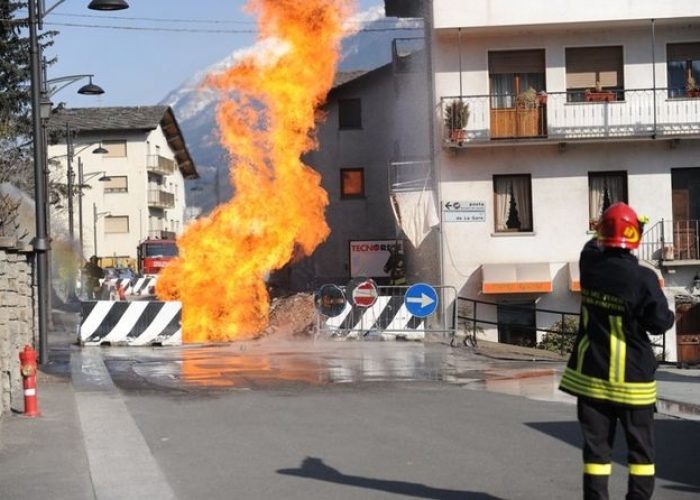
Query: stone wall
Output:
[[0, 237, 37, 416]]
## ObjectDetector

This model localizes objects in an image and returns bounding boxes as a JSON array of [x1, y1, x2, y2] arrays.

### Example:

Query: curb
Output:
[[656, 397, 700, 421]]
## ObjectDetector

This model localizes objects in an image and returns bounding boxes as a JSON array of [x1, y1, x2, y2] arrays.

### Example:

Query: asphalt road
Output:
[[3, 336, 699, 500], [96, 342, 700, 499]]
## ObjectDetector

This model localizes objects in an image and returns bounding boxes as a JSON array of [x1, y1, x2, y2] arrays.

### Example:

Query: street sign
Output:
[[404, 283, 438, 318], [314, 284, 347, 317], [350, 279, 379, 308], [442, 200, 486, 222]]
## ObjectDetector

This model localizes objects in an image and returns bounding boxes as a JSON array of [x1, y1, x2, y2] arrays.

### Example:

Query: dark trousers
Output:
[[578, 398, 655, 500]]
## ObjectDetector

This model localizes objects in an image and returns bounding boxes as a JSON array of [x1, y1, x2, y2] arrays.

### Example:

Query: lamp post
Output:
[[80, 166, 111, 256], [93, 203, 111, 258], [57, 129, 108, 299], [27, 0, 128, 364]]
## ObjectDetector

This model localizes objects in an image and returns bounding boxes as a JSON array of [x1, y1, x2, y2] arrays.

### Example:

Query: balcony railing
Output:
[[638, 219, 700, 263], [146, 155, 176, 176], [442, 88, 700, 146], [148, 189, 175, 209], [148, 229, 176, 240]]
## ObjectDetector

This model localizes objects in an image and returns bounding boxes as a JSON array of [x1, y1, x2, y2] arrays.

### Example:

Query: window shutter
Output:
[[566, 46, 623, 88], [104, 216, 129, 233], [104, 176, 128, 192], [667, 42, 700, 62], [488, 50, 545, 75], [103, 140, 127, 158]]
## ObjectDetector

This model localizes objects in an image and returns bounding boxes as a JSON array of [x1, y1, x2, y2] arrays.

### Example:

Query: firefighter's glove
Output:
[[638, 215, 650, 234]]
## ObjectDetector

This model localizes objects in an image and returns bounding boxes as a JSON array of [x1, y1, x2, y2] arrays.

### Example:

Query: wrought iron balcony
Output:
[[442, 88, 700, 146], [147, 189, 175, 209], [146, 155, 175, 176], [638, 219, 700, 263]]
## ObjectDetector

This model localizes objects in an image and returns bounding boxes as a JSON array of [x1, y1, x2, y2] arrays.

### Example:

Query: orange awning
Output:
[[482, 263, 552, 294], [569, 262, 581, 292]]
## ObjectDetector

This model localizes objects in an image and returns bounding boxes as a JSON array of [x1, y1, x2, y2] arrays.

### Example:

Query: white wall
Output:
[[433, 0, 700, 30]]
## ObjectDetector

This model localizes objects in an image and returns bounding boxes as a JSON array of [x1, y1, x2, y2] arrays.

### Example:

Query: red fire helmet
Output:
[[597, 202, 642, 250]]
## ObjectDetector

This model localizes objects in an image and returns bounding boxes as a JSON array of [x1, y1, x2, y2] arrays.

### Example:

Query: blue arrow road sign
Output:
[[404, 283, 438, 318]]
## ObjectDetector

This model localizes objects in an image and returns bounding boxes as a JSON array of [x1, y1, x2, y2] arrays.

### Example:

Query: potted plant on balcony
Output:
[[686, 73, 700, 98], [584, 79, 616, 102], [444, 99, 470, 143]]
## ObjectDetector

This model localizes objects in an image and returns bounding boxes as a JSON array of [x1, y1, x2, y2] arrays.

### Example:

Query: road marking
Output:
[[71, 350, 176, 499]]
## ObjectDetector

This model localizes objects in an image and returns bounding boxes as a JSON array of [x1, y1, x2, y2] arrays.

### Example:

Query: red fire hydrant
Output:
[[19, 345, 40, 417]]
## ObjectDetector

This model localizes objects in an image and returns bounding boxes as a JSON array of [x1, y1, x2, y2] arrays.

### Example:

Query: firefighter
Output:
[[383, 244, 407, 287], [83, 255, 105, 300], [559, 202, 674, 500]]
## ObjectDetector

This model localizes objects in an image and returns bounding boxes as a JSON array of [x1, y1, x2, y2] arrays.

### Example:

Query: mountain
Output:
[[160, 7, 423, 214]]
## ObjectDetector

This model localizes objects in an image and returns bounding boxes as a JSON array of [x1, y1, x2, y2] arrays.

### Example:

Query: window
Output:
[[488, 50, 546, 109], [102, 140, 127, 158], [340, 168, 365, 199], [589, 171, 628, 229], [493, 174, 532, 232], [667, 42, 700, 98], [497, 301, 536, 347], [104, 216, 129, 233], [103, 176, 128, 193], [565, 46, 624, 102], [338, 98, 362, 129]]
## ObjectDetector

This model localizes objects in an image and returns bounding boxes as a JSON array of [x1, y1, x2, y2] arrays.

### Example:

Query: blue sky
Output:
[[45, 0, 383, 108]]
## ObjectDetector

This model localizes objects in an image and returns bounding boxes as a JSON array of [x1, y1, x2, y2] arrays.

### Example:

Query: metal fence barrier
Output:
[[455, 297, 667, 360], [315, 285, 457, 340]]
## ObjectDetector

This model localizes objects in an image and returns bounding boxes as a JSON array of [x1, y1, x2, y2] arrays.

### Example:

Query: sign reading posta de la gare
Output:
[[349, 240, 404, 278], [443, 201, 486, 223]]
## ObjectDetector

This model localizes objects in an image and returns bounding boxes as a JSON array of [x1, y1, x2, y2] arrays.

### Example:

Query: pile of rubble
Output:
[[258, 292, 316, 339]]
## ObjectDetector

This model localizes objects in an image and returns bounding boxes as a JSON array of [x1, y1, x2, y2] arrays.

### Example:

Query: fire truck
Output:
[[137, 239, 178, 275]]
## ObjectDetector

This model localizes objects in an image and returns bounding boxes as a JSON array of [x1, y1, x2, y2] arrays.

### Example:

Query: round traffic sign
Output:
[[313, 284, 347, 317], [350, 278, 378, 308], [404, 283, 439, 318]]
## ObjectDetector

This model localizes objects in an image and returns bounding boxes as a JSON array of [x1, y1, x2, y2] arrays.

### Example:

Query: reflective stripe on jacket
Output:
[[559, 239, 674, 407]]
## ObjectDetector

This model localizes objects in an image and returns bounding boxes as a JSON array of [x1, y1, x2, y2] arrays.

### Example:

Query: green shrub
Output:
[[538, 317, 579, 354]]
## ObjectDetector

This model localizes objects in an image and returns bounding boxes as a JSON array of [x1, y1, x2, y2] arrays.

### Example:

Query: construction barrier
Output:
[[80, 300, 182, 346], [316, 285, 457, 341], [104, 276, 158, 297]]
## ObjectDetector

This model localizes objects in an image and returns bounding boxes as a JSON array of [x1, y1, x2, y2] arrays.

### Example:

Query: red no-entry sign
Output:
[[351, 279, 378, 308]]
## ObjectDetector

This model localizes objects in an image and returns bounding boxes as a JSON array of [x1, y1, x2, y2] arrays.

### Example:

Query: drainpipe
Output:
[[651, 19, 657, 138], [422, 0, 445, 311]]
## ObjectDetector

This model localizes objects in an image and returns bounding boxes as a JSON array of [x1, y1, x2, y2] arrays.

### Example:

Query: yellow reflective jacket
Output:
[[559, 239, 674, 407]]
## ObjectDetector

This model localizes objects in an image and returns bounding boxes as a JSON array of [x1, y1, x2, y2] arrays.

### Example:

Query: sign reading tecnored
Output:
[[349, 239, 404, 278]]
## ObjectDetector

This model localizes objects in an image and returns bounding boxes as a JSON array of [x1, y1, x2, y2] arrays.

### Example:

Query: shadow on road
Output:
[[277, 457, 503, 499], [527, 419, 700, 495]]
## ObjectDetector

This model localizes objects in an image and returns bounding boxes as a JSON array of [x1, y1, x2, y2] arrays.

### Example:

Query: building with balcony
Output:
[[47, 106, 198, 268], [381, 0, 700, 359], [431, 0, 700, 355]]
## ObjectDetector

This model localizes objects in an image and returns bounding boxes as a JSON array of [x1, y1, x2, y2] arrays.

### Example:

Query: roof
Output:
[[48, 106, 198, 179], [332, 70, 370, 89]]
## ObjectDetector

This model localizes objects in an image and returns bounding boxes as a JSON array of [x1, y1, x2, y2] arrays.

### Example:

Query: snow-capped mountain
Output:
[[160, 8, 423, 213]]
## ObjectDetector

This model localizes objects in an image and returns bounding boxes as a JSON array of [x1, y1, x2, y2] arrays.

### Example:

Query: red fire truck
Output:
[[137, 239, 178, 275]]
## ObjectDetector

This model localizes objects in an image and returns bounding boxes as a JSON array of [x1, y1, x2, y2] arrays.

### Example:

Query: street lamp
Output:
[[93, 203, 111, 258], [79, 166, 111, 259], [89, 0, 130, 10], [28, 0, 129, 363]]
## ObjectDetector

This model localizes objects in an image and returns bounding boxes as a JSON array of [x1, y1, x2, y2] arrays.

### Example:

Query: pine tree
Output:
[[0, 1, 55, 237], [0, 1, 31, 140]]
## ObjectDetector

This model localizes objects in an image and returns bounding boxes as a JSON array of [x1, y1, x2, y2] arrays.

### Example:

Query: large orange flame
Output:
[[156, 0, 355, 342]]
